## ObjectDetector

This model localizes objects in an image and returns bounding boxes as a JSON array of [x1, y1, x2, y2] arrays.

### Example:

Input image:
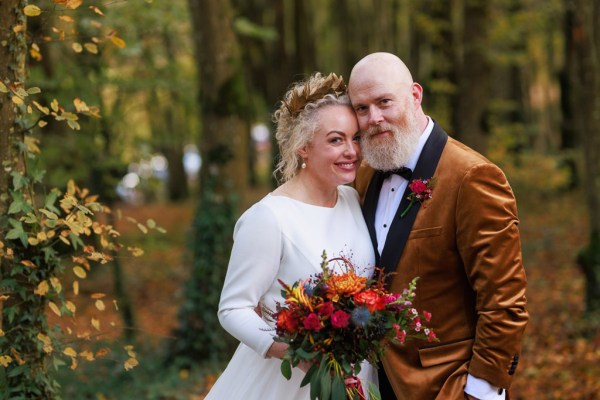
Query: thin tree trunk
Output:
[[454, 0, 490, 152], [571, 0, 600, 314]]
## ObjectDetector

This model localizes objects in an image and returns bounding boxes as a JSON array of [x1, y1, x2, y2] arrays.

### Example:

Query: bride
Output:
[[204, 72, 377, 399]]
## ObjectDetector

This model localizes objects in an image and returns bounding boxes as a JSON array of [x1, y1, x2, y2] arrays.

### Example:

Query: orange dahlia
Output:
[[325, 270, 367, 302]]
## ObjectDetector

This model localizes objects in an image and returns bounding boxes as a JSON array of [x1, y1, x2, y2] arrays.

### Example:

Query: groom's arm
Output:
[[456, 162, 529, 392]]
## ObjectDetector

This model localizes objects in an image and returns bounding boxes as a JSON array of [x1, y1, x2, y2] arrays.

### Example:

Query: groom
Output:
[[349, 52, 529, 399]]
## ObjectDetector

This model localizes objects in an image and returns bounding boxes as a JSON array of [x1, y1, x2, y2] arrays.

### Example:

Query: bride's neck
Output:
[[275, 176, 338, 208]]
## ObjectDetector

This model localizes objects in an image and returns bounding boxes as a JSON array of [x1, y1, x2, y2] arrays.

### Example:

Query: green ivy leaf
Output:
[[6, 219, 28, 247], [11, 171, 28, 191]]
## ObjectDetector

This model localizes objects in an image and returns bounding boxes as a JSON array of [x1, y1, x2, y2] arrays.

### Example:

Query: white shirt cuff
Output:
[[464, 374, 505, 400]]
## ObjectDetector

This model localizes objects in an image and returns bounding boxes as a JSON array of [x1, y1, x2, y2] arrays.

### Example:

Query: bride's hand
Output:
[[298, 360, 312, 373]]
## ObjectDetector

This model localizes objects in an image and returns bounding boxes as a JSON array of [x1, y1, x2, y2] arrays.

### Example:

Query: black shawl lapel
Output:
[[362, 171, 385, 266], [380, 123, 449, 276]]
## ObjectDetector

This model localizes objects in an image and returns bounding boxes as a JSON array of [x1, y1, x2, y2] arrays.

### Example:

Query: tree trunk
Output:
[[1, 1, 58, 397], [571, 0, 600, 314], [453, 0, 491, 152], [172, 0, 247, 366]]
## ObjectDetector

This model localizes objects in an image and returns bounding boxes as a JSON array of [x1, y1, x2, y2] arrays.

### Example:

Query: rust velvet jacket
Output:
[[354, 123, 529, 399]]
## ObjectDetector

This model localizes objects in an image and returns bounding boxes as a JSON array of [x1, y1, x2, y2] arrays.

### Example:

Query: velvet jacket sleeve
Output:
[[456, 163, 529, 388]]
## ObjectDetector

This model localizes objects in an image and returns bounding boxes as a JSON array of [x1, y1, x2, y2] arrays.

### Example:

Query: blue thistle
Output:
[[351, 307, 371, 328], [303, 283, 314, 297]]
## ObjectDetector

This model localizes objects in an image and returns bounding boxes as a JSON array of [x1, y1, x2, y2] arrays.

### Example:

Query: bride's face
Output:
[[299, 105, 361, 188]]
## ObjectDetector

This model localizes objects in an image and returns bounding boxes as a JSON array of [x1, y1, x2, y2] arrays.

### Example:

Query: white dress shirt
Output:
[[374, 117, 505, 400]]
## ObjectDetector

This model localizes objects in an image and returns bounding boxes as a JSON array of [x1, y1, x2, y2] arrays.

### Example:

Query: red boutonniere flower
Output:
[[400, 177, 436, 218]]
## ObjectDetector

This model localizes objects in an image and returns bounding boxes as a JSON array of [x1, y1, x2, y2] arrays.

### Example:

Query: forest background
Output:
[[0, 0, 599, 399]]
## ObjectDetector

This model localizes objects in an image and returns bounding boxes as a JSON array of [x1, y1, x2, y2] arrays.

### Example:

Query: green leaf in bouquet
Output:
[[310, 369, 321, 400], [320, 370, 332, 400], [367, 382, 382, 400], [300, 364, 317, 387], [332, 373, 345, 400], [281, 359, 292, 380], [341, 357, 353, 375], [297, 347, 320, 360]]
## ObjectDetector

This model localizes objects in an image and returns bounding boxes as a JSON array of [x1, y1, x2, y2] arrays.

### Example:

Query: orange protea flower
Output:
[[325, 270, 367, 302]]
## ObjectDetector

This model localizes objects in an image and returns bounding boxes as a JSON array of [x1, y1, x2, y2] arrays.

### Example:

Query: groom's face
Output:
[[349, 74, 421, 170]]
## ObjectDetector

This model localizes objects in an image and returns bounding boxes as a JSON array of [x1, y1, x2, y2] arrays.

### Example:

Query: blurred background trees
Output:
[[1, 0, 598, 398]]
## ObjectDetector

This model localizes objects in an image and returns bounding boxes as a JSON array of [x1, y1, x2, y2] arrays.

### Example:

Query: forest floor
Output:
[[55, 190, 600, 399]]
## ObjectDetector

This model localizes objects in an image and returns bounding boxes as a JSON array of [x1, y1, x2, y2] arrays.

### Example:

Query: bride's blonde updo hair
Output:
[[273, 72, 350, 183]]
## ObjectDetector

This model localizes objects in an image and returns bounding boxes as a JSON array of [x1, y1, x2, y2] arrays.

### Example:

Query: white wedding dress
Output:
[[205, 185, 378, 400]]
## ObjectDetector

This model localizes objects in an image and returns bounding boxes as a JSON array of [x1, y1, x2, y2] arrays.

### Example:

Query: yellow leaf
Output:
[[13, 24, 25, 33], [34, 280, 49, 296], [30, 48, 42, 61], [38, 120, 47, 128], [11, 96, 24, 105], [128, 246, 144, 257], [0, 81, 8, 93], [84, 43, 98, 54], [80, 350, 94, 361], [33, 101, 49, 115], [48, 301, 61, 316], [66, 0, 83, 9], [59, 235, 70, 245], [25, 136, 41, 153], [51, 99, 59, 112], [73, 266, 87, 279], [73, 280, 79, 295], [10, 348, 25, 365], [0, 355, 12, 367], [110, 36, 126, 49], [49, 277, 61, 293], [0, 329, 4, 337], [65, 300, 76, 314], [63, 347, 77, 357], [37, 231, 48, 242], [113, 300, 119, 311], [28, 237, 40, 246], [95, 299, 105, 311], [90, 5, 105, 16], [59, 15, 74, 23], [91, 293, 106, 299], [95, 348, 110, 358], [37, 333, 53, 353], [137, 223, 148, 234], [146, 219, 156, 228], [73, 98, 89, 112], [21, 260, 36, 268], [72, 42, 83, 53], [124, 357, 139, 371], [91, 318, 100, 331], [70, 356, 78, 370], [24, 5, 42, 16]]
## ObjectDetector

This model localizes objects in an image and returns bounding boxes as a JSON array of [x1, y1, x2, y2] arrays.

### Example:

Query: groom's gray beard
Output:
[[361, 118, 421, 171]]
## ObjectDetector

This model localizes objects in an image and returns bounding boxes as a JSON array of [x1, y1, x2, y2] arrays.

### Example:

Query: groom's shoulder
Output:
[[442, 136, 496, 171]]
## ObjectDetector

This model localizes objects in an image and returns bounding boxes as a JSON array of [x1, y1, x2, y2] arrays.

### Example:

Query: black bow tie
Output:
[[379, 167, 413, 180]]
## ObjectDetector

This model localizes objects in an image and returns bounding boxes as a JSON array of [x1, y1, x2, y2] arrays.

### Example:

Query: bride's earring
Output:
[[301, 161, 307, 169]]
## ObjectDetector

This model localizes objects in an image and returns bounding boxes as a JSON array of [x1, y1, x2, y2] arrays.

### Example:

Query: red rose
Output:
[[318, 301, 335, 317], [276, 309, 299, 334], [303, 313, 323, 331], [331, 310, 350, 328], [354, 290, 386, 313], [409, 180, 428, 194]]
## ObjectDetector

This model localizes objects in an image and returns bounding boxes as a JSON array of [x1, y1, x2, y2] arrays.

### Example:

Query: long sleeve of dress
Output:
[[217, 203, 282, 358]]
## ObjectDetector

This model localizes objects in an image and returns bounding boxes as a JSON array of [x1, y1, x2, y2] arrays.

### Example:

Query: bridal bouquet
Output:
[[271, 251, 437, 400]]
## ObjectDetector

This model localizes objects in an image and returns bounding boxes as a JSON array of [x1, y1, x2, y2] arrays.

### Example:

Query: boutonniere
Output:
[[400, 177, 436, 218]]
